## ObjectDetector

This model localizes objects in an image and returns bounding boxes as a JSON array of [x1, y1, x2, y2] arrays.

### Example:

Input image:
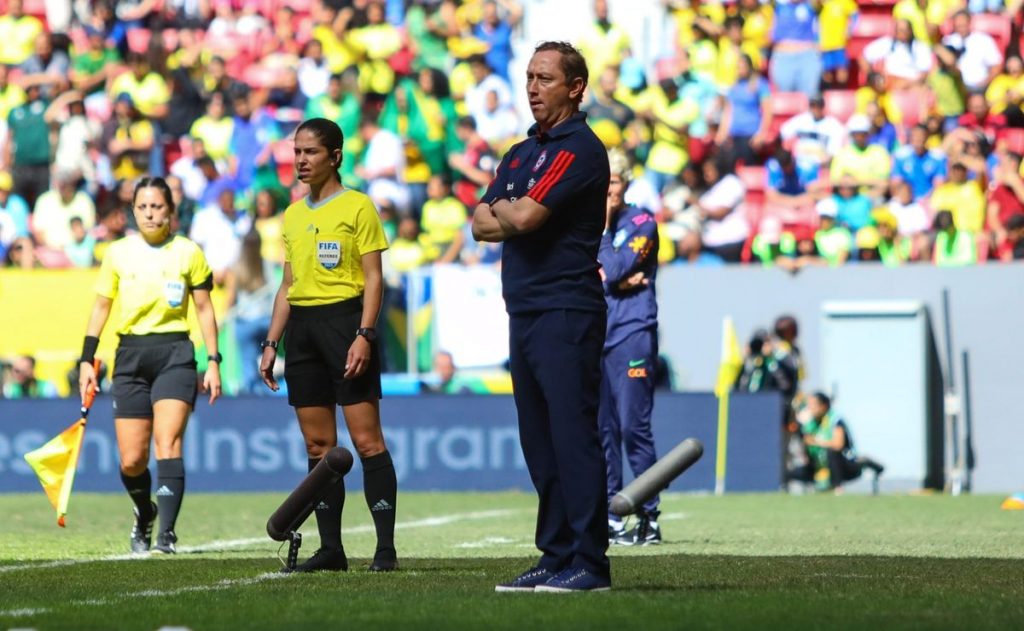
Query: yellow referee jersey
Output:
[[283, 188, 389, 307], [95, 235, 213, 336]]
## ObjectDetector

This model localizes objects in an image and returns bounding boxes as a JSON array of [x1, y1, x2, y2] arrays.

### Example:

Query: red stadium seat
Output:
[[824, 89, 857, 123], [997, 128, 1024, 154], [851, 13, 894, 39], [855, 0, 898, 16], [889, 89, 933, 128], [22, 0, 47, 19], [273, 140, 296, 186], [976, 233, 990, 262], [973, 13, 1011, 53], [126, 28, 152, 54], [847, 14, 894, 87], [737, 165, 766, 203], [769, 92, 809, 138]]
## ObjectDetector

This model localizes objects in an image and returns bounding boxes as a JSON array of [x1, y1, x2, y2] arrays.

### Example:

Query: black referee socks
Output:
[[310, 457, 346, 551], [156, 458, 185, 534], [361, 451, 397, 557], [120, 468, 153, 520]]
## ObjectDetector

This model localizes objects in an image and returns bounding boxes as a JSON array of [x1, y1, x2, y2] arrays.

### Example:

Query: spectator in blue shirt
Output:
[[766, 147, 822, 215], [716, 54, 773, 165], [770, 0, 821, 97], [0, 171, 31, 239], [832, 177, 873, 232], [892, 124, 947, 199], [473, 0, 522, 81]]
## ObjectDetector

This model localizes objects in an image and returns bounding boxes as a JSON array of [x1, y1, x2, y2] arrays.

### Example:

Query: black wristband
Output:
[[80, 335, 99, 364]]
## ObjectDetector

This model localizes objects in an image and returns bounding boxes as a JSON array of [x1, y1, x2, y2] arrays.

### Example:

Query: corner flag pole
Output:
[[714, 317, 742, 496]]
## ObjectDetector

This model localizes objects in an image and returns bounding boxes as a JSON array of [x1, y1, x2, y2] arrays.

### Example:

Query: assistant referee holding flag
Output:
[[474, 41, 612, 592], [259, 118, 397, 573], [79, 176, 222, 555]]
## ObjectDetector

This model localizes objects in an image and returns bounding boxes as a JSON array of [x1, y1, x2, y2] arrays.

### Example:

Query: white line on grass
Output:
[[0, 573, 287, 618], [0, 508, 521, 574], [454, 536, 517, 549], [0, 508, 526, 618]]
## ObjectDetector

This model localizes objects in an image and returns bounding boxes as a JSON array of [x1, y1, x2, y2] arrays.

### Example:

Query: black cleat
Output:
[[282, 547, 349, 574], [633, 514, 662, 545], [610, 521, 632, 546], [153, 530, 177, 554], [617, 514, 662, 546], [368, 548, 398, 572], [130, 502, 158, 554]]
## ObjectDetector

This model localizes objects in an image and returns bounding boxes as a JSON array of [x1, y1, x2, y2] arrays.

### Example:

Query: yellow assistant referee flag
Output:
[[24, 419, 86, 527], [24, 362, 99, 527]]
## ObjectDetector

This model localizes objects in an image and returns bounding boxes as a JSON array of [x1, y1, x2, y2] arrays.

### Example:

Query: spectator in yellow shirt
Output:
[[668, 0, 725, 51], [985, 56, 1024, 114], [577, 0, 632, 77], [103, 93, 156, 181], [831, 115, 892, 200], [716, 16, 764, 89], [819, 0, 858, 88], [893, 0, 957, 45], [189, 92, 235, 165], [0, 64, 26, 122], [929, 161, 987, 234], [109, 52, 171, 119], [734, 0, 774, 57], [644, 78, 700, 195], [0, 0, 43, 66], [420, 174, 467, 263]]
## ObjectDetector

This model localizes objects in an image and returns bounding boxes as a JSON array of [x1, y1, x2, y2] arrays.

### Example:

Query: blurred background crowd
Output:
[[3, 0, 1024, 397]]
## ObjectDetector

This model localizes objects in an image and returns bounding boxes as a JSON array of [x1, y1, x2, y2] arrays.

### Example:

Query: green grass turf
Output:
[[1, 492, 1021, 630]]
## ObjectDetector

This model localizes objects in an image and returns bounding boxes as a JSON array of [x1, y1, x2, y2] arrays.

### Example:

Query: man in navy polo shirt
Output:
[[473, 40, 611, 593]]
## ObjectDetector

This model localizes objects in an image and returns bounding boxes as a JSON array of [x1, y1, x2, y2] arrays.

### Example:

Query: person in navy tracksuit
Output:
[[598, 149, 662, 546], [473, 41, 611, 593]]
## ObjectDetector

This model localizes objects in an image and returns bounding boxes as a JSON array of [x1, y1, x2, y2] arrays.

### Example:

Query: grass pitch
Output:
[[1, 492, 1021, 630]]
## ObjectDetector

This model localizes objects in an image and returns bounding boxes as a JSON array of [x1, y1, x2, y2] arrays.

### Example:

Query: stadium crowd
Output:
[[3, 0, 1024, 396], [3, 0, 1024, 278]]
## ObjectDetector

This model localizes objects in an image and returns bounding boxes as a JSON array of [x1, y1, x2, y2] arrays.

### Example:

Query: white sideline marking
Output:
[[0, 573, 286, 618], [454, 536, 517, 549], [0, 508, 520, 575], [659, 512, 688, 521], [1, 608, 49, 617], [0, 508, 522, 618]]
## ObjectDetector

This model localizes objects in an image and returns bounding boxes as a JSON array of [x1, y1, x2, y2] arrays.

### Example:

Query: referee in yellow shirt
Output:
[[259, 118, 396, 573], [79, 177, 222, 555]]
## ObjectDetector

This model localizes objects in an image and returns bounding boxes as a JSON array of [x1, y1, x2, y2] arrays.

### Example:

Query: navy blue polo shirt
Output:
[[483, 112, 609, 315]]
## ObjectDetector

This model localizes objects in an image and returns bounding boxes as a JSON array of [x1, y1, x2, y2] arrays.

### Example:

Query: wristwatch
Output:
[[356, 327, 377, 342], [208, 352, 224, 363], [259, 340, 279, 350]]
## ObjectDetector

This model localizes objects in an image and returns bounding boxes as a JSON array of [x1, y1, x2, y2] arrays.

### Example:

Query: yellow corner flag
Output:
[[714, 317, 743, 495], [715, 317, 743, 398], [23, 361, 99, 527]]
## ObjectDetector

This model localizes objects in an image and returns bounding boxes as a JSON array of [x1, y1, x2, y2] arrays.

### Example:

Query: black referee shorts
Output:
[[112, 333, 198, 418], [284, 298, 382, 408]]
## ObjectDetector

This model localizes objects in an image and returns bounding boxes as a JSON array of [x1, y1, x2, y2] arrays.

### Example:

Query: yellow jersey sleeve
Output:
[[354, 194, 389, 256], [95, 238, 121, 298], [187, 240, 214, 290]]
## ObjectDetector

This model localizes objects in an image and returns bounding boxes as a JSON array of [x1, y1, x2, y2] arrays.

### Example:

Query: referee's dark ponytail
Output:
[[296, 118, 344, 182], [133, 176, 176, 215]]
